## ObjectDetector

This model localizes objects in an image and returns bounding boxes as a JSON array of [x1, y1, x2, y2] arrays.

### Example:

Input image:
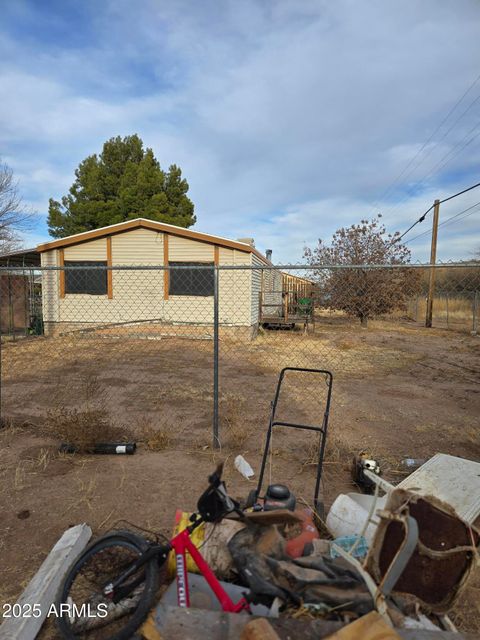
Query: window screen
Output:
[[64, 261, 108, 295], [169, 262, 214, 296]]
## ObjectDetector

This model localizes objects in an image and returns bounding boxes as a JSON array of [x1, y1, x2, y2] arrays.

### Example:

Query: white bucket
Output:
[[326, 493, 387, 545]]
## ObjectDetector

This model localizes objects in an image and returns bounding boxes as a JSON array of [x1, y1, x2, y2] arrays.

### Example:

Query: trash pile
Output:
[[142, 451, 480, 639], [3, 369, 479, 640]]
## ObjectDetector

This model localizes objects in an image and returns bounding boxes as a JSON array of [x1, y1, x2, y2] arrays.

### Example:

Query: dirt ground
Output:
[[0, 318, 479, 635]]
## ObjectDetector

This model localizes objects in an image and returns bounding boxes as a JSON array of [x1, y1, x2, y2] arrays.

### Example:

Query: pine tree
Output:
[[48, 135, 195, 238]]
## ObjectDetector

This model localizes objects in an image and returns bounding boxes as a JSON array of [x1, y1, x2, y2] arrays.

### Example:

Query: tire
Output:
[[56, 530, 160, 640]]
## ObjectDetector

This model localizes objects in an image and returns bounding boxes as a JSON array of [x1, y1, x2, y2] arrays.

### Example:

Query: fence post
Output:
[[473, 291, 478, 335], [213, 265, 220, 449], [426, 199, 440, 327], [445, 293, 449, 330], [24, 268, 29, 336], [7, 273, 13, 340], [415, 296, 419, 322]]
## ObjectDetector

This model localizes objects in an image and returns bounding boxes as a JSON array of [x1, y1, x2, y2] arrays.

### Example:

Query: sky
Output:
[[1, 0, 480, 263]]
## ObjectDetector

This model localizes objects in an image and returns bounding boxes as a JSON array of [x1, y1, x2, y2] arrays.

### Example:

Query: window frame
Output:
[[168, 261, 215, 297], [64, 260, 108, 296]]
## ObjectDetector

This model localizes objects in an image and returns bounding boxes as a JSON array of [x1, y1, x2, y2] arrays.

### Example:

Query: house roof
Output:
[[0, 247, 41, 267], [36, 218, 270, 264]]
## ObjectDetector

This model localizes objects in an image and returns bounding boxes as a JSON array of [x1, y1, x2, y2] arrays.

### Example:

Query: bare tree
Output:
[[304, 215, 421, 326], [0, 160, 31, 254]]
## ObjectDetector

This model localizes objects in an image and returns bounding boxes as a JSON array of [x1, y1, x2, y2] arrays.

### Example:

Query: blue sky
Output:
[[1, 0, 480, 262]]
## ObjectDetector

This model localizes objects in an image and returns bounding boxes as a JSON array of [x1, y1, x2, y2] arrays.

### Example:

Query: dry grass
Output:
[[220, 392, 254, 450], [42, 373, 134, 452], [410, 296, 475, 330], [139, 423, 172, 451], [14, 462, 26, 490], [238, 329, 419, 377], [63, 472, 98, 513], [45, 406, 133, 452], [303, 428, 354, 466], [450, 572, 480, 635]]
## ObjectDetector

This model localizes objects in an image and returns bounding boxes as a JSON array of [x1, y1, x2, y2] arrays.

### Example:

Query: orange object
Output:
[[285, 508, 319, 558]]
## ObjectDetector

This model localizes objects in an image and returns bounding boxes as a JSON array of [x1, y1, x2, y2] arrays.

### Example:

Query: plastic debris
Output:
[[330, 534, 369, 560], [399, 458, 426, 471], [326, 493, 386, 545], [234, 455, 255, 479]]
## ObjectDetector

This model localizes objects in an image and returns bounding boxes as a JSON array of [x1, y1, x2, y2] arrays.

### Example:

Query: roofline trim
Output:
[[36, 219, 270, 264]]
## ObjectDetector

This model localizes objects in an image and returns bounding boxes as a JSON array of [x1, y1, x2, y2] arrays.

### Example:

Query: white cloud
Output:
[[1, 0, 480, 261]]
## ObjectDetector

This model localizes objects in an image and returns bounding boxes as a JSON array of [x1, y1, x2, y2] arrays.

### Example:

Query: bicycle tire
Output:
[[56, 530, 160, 640]]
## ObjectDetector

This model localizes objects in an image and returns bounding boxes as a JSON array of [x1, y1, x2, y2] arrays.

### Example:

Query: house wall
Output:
[[41, 249, 59, 323], [251, 254, 265, 324], [165, 235, 215, 324], [64, 238, 107, 261], [40, 228, 262, 336], [218, 247, 252, 326], [261, 266, 283, 318]]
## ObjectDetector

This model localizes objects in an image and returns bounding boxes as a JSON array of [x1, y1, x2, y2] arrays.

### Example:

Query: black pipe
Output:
[[60, 442, 137, 455]]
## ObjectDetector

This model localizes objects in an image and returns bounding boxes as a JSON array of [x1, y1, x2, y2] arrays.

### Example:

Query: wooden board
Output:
[[325, 611, 402, 639], [0, 524, 92, 640], [241, 618, 281, 640], [142, 604, 342, 640], [141, 605, 473, 640]]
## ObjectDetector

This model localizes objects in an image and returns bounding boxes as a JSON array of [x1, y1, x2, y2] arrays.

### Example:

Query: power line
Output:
[[440, 180, 480, 204], [371, 71, 480, 211], [391, 180, 480, 245], [404, 200, 480, 244], [382, 117, 480, 220], [380, 93, 480, 211], [393, 204, 434, 244], [420, 123, 480, 184]]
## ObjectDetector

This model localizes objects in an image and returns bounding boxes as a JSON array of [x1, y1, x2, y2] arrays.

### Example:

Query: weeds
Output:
[[220, 393, 254, 450], [45, 407, 133, 453], [44, 373, 133, 452], [303, 428, 354, 466], [34, 447, 52, 471], [140, 425, 172, 451], [137, 415, 173, 451]]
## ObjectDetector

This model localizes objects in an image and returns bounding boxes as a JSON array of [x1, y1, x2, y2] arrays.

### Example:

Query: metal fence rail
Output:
[[0, 263, 479, 449]]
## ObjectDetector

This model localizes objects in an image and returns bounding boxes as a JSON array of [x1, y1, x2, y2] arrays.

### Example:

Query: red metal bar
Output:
[[172, 528, 249, 613]]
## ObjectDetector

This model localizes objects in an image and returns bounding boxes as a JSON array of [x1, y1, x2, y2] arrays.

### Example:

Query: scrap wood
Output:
[[241, 618, 281, 640], [0, 523, 92, 640], [324, 611, 401, 639], [142, 604, 343, 639]]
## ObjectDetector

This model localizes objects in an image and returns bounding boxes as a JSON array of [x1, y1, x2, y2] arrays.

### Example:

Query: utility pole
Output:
[[425, 199, 440, 328]]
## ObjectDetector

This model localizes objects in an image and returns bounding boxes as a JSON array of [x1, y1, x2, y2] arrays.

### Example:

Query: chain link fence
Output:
[[0, 262, 479, 454]]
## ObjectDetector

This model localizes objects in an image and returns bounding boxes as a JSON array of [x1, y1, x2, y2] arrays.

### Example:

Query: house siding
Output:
[[40, 249, 59, 322], [64, 238, 107, 261], [169, 236, 214, 261], [217, 247, 251, 325], [40, 227, 263, 335], [251, 254, 265, 324]]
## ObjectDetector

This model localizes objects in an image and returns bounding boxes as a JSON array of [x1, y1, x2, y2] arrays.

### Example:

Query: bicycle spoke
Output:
[[64, 541, 149, 639]]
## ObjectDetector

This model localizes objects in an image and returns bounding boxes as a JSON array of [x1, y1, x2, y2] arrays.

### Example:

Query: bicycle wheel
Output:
[[56, 530, 160, 640]]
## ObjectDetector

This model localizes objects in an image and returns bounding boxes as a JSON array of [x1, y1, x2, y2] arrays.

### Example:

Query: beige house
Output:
[[37, 218, 279, 337]]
